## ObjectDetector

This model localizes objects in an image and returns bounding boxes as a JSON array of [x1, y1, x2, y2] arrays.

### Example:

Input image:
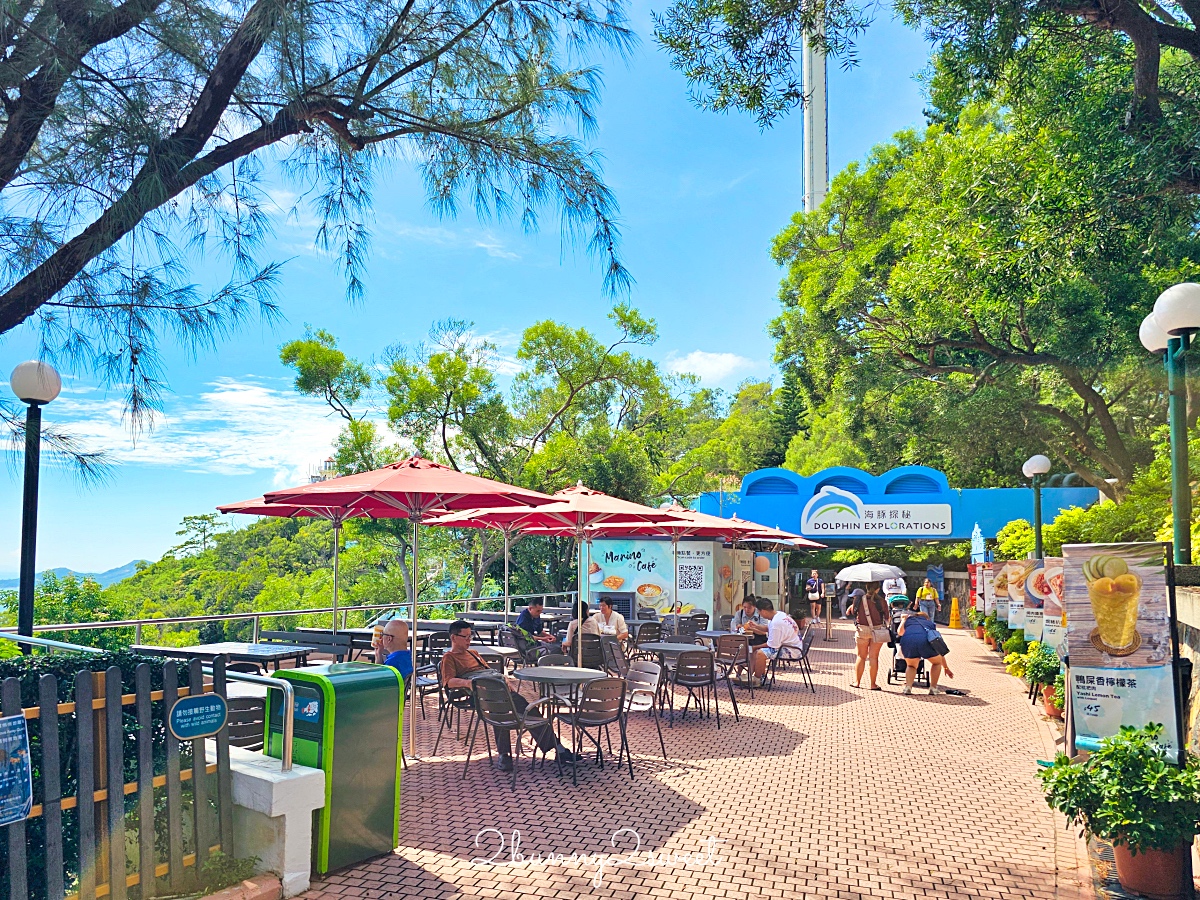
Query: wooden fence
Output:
[[1, 657, 234, 900]]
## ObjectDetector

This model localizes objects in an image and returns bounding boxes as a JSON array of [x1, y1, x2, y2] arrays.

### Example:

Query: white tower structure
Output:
[[801, 29, 829, 212]]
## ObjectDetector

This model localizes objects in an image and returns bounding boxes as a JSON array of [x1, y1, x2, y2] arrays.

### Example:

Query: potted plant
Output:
[[1044, 673, 1065, 719], [967, 607, 986, 639], [1025, 642, 1061, 689], [1040, 724, 1200, 899], [983, 611, 999, 647]]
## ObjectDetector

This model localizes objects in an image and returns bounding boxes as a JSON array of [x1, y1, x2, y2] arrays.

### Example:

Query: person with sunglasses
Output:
[[374, 617, 414, 682], [441, 620, 578, 772]]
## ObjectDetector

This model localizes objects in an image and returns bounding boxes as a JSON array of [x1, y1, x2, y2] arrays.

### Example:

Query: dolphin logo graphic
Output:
[[802, 487, 864, 527]]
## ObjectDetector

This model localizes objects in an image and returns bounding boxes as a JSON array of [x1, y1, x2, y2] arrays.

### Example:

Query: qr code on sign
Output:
[[677, 565, 704, 591]]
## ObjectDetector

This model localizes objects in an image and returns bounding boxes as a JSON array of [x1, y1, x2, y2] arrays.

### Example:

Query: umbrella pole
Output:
[[503, 529, 510, 625], [577, 535, 585, 667], [409, 517, 419, 758], [332, 520, 341, 634], [673, 537, 679, 621]]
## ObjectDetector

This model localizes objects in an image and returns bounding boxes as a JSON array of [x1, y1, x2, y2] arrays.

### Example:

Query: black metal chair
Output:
[[557, 677, 631, 784], [226, 697, 265, 751], [764, 624, 815, 691], [719, 615, 734, 631], [539, 653, 571, 666], [432, 663, 475, 755], [567, 634, 604, 670], [414, 663, 440, 717], [714, 633, 754, 699], [423, 631, 452, 666], [689, 612, 710, 631], [669, 650, 727, 728], [500, 625, 545, 666], [624, 661, 667, 761], [463, 676, 565, 788], [629, 622, 662, 660], [676, 617, 699, 639], [601, 637, 629, 677]]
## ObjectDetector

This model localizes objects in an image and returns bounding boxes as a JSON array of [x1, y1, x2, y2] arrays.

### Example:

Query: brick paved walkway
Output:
[[301, 624, 1092, 900]]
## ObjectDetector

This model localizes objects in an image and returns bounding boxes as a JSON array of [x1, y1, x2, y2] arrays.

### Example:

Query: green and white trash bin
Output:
[[265, 662, 404, 874]]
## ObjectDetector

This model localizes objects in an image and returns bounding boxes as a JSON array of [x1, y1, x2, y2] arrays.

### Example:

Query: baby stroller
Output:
[[885, 603, 929, 688]]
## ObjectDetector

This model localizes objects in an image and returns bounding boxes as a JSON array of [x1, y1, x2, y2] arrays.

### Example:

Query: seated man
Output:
[[514, 599, 556, 645], [440, 620, 577, 772], [375, 617, 414, 682], [750, 598, 802, 685], [730, 597, 768, 646]]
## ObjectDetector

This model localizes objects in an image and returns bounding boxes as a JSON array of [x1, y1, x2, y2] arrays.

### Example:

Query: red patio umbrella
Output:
[[217, 497, 405, 634], [259, 456, 556, 754]]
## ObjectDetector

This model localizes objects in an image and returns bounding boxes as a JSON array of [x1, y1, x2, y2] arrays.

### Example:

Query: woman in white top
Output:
[[594, 596, 629, 642], [561, 599, 602, 649]]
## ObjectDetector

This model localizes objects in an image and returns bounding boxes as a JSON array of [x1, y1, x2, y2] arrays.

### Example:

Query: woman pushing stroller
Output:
[[897, 611, 954, 695]]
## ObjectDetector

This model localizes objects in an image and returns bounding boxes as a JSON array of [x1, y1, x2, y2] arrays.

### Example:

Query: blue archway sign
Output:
[[169, 693, 228, 741]]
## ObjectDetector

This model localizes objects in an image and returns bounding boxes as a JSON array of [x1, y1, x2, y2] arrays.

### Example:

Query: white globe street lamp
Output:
[[1142, 286, 1200, 564], [1023, 454, 1052, 558], [10, 360, 60, 647], [1139, 313, 1170, 354], [1154, 282, 1200, 335]]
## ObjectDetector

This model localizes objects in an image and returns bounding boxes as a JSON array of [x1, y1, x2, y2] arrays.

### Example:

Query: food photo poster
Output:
[[1062, 543, 1181, 756]]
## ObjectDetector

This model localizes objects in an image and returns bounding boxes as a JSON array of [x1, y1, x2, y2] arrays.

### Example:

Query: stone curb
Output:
[[201, 874, 282, 900]]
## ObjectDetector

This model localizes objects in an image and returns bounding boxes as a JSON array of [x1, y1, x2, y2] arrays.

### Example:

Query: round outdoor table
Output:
[[694, 630, 732, 640], [635, 642, 713, 655], [514, 665, 605, 699]]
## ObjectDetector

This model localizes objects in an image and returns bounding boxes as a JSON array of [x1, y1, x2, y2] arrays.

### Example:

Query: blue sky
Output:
[[0, 6, 932, 576]]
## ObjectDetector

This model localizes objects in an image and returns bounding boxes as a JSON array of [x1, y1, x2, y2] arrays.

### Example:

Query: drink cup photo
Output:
[[1082, 553, 1142, 654]]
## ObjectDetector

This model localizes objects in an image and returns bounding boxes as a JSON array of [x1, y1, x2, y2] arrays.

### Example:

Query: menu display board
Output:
[[588, 539, 714, 618], [1039, 557, 1067, 648], [1005, 560, 1030, 630], [1062, 543, 1181, 758]]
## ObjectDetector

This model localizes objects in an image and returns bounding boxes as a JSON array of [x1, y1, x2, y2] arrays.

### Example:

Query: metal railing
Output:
[[0, 591, 578, 644], [0, 631, 296, 772]]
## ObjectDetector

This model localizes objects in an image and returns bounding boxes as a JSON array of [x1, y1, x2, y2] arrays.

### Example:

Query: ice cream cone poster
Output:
[[1062, 543, 1179, 754]]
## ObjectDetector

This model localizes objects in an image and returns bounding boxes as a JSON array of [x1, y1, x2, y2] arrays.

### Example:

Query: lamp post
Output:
[[1141, 284, 1200, 565], [1023, 454, 1052, 559], [10, 361, 61, 647]]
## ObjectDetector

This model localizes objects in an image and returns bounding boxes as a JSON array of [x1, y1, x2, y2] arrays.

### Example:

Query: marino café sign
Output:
[[693, 465, 1100, 544]]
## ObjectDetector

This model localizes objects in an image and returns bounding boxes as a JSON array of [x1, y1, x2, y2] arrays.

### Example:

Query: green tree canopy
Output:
[[0, 0, 635, 423], [770, 90, 1200, 496]]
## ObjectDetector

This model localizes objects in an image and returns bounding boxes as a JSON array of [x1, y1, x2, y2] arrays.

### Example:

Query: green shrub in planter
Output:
[[1002, 632, 1028, 656], [1025, 642, 1062, 686], [1039, 724, 1200, 853], [1053, 673, 1066, 710]]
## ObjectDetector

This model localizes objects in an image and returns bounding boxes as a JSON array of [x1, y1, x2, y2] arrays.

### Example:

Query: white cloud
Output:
[[666, 350, 758, 384], [45, 376, 363, 486]]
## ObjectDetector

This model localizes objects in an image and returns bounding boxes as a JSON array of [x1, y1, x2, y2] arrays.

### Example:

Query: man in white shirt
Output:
[[750, 598, 802, 684]]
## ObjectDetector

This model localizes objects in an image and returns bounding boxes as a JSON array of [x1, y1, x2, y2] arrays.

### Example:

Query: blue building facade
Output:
[[693, 465, 1100, 546]]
